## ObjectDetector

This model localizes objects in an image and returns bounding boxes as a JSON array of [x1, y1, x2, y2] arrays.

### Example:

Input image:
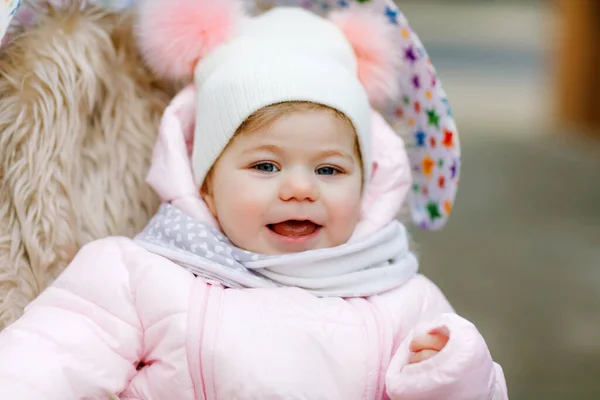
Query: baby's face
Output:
[[203, 109, 363, 255]]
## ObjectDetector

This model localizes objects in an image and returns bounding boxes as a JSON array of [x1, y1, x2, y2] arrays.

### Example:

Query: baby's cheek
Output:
[[328, 196, 361, 242], [227, 196, 263, 227]]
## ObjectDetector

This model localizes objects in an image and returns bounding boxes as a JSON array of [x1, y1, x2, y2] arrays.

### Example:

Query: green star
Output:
[[426, 109, 440, 129], [412, 183, 420, 192], [438, 159, 444, 168], [403, 96, 411, 106], [426, 201, 442, 221]]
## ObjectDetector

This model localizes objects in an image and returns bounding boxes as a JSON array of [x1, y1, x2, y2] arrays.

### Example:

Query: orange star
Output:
[[430, 137, 437, 148], [422, 155, 435, 179], [408, 118, 415, 127], [444, 200, 453, 214]]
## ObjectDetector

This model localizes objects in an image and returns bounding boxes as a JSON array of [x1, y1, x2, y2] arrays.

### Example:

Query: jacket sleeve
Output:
[[385, 276, 509, 400], [0, 238, 144, 399]]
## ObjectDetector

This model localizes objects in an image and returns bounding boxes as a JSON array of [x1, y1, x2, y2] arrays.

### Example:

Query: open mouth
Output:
[[267, 220, 322, 237]]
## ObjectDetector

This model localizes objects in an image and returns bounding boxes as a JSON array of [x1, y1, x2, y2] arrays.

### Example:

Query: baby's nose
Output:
[[279, 169, 320, 202]]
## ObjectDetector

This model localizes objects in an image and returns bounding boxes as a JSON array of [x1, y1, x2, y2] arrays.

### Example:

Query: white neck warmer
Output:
[[135, 204, 418, 297]]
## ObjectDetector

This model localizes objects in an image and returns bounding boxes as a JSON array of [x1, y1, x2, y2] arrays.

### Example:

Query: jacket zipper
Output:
[[187, 279, 212, 400], [200, 283, 224, 400], [370, 301, 385, 400], [354, 298, 385, 400]]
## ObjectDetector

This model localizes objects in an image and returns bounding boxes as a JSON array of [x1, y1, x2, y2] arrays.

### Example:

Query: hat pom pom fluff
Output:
[[329, 8, 402, 107], [136, 0, 246, 81]]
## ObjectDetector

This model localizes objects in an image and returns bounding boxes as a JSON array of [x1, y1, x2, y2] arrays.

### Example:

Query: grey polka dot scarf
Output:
[[135, 204, 418, 297]]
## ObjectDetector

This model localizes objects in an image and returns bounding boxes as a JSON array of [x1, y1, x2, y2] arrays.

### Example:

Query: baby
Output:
[[0, 1, 508, 399]]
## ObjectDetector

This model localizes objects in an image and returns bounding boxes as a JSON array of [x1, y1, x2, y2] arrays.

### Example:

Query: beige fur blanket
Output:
[[0, 5, 176, 330]]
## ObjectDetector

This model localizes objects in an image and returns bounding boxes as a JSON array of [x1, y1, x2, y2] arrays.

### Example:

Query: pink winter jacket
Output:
[[0, 87, 508, 399]]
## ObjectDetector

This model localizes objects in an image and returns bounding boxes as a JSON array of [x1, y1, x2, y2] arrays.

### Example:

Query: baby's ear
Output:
[[135, 0, 247, 81], [328, 8, 402, 108], [201, 189, 218, 220], [199, 172, 217, 215]]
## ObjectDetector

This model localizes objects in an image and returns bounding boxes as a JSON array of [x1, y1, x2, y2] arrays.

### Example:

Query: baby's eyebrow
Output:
[[247, 144, 281, 154], [316, 150, 354, 162]]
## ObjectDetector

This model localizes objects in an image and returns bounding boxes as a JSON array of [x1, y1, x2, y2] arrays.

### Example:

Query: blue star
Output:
[[385, 6, 399, 25], [338, 0, 349, 7], [441, 98, 453, 117], [415, 130, 427, 147]]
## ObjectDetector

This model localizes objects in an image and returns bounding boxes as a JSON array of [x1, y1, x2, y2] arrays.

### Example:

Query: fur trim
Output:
[[135, 0, 246, 81], [0, 4, 175, 330], [329, 8, 402, 107]]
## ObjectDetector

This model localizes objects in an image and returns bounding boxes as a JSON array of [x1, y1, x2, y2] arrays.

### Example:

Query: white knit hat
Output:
[[190, 7, 372, 187]]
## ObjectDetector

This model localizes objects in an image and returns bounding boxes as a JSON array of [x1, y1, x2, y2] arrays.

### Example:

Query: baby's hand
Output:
[[408, 330, 449, 364]]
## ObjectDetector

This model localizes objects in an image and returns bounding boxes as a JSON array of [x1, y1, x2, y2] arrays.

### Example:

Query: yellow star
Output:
[[402, 28, 410, 39], [408, 118, 415, 127], [425, 90, 432, 100]]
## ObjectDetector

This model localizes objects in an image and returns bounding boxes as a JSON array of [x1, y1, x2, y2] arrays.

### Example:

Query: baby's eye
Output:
[[252, 162, 280, 173], [316, 166, 341, 176]]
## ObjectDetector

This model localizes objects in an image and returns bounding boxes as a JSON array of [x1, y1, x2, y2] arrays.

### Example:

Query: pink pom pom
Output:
[[329, 8, 402, 107], [136, 0, 246, 81]]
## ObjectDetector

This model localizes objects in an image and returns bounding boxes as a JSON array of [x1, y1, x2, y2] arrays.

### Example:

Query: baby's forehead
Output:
[[243, 108, 356, 137], [237, 116, 358, 150]]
